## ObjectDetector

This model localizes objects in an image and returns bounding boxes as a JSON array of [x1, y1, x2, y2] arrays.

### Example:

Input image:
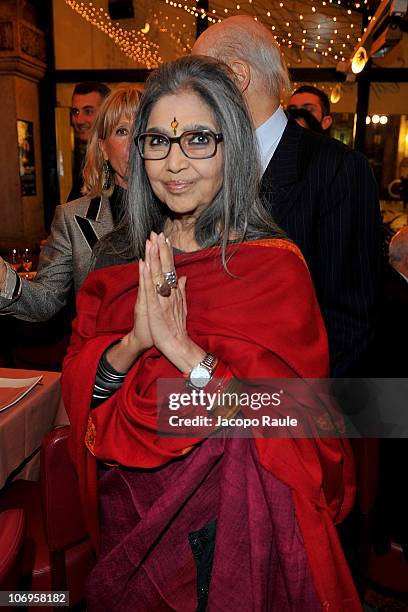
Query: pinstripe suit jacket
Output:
[[261, 119, 382, 376], [0, 195, 115, 322]]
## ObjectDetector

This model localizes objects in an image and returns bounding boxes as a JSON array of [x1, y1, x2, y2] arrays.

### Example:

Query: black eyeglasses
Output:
[[136, 129, 223, 160]]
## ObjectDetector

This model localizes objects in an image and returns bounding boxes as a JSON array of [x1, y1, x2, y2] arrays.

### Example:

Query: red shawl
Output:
[[62, 239, 360, 611]]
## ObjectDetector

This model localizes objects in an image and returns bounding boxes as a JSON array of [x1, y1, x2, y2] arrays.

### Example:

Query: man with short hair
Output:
[[288, 85, 333, 132], [193, 15, 382, 376], [68, 81, 111, 201]]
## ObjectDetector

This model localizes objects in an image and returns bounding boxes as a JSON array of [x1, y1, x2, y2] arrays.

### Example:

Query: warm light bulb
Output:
[[351, 46, 368, 74], [372, 114, 380, 124], [366, 116, 371, 125], [330, 83, 341, 104], [380, 115, 388, 125]]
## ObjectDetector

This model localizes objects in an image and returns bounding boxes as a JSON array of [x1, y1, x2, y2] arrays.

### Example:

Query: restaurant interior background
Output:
[[0, 3, 407, 606], [0, 0, 408, 249]]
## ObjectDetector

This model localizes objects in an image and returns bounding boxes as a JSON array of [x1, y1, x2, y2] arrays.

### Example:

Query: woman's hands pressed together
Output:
[[106, 232, 206, 375]]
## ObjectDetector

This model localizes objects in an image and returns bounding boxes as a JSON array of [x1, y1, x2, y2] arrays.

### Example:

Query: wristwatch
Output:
[[187, 354, 218, 390]]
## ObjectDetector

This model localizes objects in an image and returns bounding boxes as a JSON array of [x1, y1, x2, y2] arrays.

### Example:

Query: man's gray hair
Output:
[[196, 17, 290, 103]]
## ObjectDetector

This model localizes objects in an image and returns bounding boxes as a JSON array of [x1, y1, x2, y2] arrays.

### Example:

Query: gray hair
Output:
[[194, 16, 290, 103], [389, 227, 408, 262], [104, 55, 284, 268]]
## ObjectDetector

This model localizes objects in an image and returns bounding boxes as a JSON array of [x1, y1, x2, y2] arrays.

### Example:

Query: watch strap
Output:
[[184, 353, 219, 389], [201, 353, 217, 373]]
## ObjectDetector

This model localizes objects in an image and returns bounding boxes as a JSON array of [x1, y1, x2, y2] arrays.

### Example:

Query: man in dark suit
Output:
[[372, 228, 408, 561], [193, 16, 382, 376], [375, 227, 408, 376]]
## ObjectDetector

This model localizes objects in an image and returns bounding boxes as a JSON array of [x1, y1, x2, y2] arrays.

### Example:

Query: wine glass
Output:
[[8, 248, 21, 271], [21, 248, 33, 272]]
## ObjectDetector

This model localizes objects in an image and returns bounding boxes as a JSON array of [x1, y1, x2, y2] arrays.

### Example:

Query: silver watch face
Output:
[[189, 364, 211, 389]]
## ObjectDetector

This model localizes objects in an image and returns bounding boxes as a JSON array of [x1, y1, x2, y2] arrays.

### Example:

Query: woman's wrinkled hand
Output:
[[142, 232, 188, 354], [141, 232, 205, 373], [108, 232, 205, 374]]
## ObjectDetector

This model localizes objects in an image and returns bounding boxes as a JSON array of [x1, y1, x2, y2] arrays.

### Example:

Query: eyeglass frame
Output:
[[135, 129, 224, 160]]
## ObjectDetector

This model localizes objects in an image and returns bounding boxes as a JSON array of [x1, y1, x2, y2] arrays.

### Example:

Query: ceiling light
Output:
[[351, 46, 368, 73], [330, 83, 342, 104]]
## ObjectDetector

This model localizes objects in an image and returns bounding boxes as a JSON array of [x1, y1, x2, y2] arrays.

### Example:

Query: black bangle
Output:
[[100, 339, 129, 378], [92, 339, 128, 404]]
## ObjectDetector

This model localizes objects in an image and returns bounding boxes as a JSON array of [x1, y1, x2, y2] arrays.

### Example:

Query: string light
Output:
[[65, 0, 161, 67], [154, 0, 372, 69]]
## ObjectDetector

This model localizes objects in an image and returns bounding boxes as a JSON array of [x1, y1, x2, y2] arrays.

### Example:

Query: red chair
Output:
[[0, 509, 25, 591], [367, 540, 408, 593], [0, 427, 95, 607]]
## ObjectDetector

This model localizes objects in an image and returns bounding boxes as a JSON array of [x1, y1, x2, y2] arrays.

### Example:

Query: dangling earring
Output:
[[102, 160, 113, 196]]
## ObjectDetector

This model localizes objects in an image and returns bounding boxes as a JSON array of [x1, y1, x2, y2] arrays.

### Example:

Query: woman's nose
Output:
[[166, 142, 189, 172]]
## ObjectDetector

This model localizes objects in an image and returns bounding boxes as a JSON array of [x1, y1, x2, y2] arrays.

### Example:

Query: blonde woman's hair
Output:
[[82, 85, 141, 197]]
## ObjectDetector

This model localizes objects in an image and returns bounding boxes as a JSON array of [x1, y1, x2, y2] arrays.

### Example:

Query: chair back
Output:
[[0, 509, 25, 590], [40, 426, 88, 550]]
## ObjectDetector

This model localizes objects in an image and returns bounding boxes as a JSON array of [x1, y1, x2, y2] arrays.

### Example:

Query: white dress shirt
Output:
[[255, 105, 288, 173], [396, 269, 408, 283]]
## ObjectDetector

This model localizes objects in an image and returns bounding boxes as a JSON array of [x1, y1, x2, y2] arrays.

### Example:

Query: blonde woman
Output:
[[0, 86, 140, 321]]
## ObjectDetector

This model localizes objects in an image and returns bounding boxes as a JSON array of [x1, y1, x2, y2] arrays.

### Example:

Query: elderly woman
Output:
[[0, 85, 140, 321], [62, 57, 359, 611]]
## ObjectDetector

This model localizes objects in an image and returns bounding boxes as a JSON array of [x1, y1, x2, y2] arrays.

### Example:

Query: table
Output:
[[0, 368, 68, 488]]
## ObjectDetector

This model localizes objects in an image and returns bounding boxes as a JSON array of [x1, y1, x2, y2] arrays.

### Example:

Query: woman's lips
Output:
[[164, 180, 193, 193]]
